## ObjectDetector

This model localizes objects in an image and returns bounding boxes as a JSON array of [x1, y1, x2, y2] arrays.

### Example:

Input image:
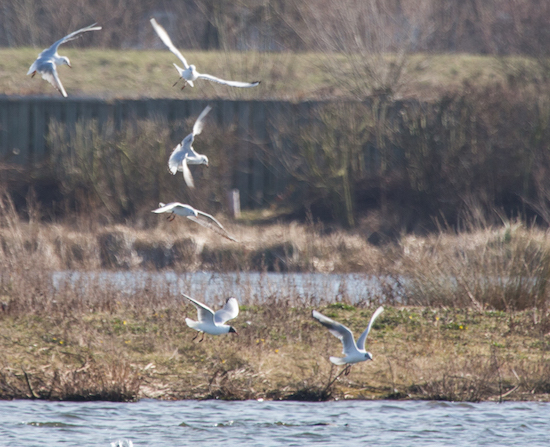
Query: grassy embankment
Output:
[[0, 47, 534, 100], [1, 200, 549, 402]]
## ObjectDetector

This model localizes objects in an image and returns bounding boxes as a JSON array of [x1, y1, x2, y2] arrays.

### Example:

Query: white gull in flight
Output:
[[312, 306, 384, 373], [152, 202, 238, 242], [150, 18, 260, 89], [27, 23, 102, 97], [182, 293, 239, 342], [168, 105, 211, 188]]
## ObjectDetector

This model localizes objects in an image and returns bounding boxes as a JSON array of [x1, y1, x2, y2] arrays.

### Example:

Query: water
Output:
[[1, 399, 548, 446], [52, 271, 402, 304]]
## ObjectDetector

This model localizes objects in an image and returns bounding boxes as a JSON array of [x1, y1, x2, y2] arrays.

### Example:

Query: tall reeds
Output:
[[396, 222, 550, 312]]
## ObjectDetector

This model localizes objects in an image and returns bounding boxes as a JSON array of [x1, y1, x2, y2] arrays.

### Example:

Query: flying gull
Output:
[[152, 202, 238, 242], [182, 293, 239, 342], [168, 105, 211, 188], [312, 306, 384, 374], [27, 23, 102, 97], [150, 18, 260, 89]]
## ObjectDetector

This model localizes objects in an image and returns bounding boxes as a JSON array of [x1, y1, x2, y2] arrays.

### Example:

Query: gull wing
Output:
[[192, 105, 212, 137], [168, 142, 183, 175], [168, 136, 191, 173], [38, 61, 67, 97], [48, 23, 102, 54], [214, 297, 239, 324], [181, 157, 195, 188], [182, 293, 215, 325], [356, 306, 384, 351], [150, 18, 189, 69], [165, 122, 198, 187], [197, 73, 260, 88], [312, 310, 357, 355], [188, 210, 238, 242]]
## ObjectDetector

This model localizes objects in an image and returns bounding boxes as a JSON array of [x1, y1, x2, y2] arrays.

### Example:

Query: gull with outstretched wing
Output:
[[168, 105, 211, 188], [27, 23, 102, 97], [152, 202, 238, 242], [150, 18, 260, 90], [312, 306, 384, 374], [182, 293, 239, 341]]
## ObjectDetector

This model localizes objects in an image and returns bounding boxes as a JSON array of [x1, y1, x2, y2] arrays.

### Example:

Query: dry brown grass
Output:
[[1, 302, 549, 402], [0, 212, 387, 274], [395, 223, 550, 311]]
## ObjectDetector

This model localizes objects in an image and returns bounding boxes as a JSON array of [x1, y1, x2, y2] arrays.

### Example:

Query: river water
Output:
[[1, 399, 548, 446]]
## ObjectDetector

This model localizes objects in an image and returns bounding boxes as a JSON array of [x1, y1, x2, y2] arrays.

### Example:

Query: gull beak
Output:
[[68, 63, 72, 68]]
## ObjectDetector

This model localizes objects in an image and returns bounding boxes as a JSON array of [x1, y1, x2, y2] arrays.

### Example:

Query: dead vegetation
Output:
[[1, 196, 550, 402]]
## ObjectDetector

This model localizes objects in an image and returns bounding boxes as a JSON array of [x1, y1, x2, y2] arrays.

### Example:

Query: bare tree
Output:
[[296, 0, 434, 98]]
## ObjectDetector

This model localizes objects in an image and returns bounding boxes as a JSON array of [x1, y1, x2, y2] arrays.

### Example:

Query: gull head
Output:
[[199, 154, 209, 166], [364, 351, 373, 361], [229, 326, 238, 335], [60, 56, 72, 68]]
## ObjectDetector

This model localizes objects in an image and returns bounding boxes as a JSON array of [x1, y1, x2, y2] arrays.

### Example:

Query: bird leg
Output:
[[344, 364, 352, 376], [167, 214, 175, 222], [323, 364, 349, 394], [172, 77, 187, 89], [199, 332, 205, 342], [31, 71, 36, 78], [192, 331, 200, 341]]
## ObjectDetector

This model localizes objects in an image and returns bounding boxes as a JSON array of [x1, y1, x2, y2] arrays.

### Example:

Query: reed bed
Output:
[[1, 197, 550, 402]]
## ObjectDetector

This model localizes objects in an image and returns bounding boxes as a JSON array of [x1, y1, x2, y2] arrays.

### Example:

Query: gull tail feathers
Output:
[[185, 318, 199, 329], [329, 356, 348, 366]]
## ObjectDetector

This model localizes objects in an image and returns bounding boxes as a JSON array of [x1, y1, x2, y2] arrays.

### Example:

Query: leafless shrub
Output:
[[271, 102, 372, 227], [296, 0, 434, 97], [47, 117, 237, 222]]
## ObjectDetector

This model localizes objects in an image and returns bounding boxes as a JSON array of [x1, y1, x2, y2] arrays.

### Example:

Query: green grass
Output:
[[1, 48, 542, 99]]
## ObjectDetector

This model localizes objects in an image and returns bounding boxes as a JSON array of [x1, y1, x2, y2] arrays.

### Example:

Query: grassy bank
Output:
[[1, 303, 548, 402], [0, 48, 539, 100], [1, 203, 550, 401]]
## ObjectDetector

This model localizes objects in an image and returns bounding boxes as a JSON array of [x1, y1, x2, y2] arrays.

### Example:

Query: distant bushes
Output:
[[47, 116, 236, 222], [3, 84, 550, 231], [271, 85, 550, 230], [2, 0, 549, 57]]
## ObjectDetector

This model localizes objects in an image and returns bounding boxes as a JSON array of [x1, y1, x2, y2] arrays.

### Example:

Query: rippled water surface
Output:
[[1, 399, 548, 446]]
